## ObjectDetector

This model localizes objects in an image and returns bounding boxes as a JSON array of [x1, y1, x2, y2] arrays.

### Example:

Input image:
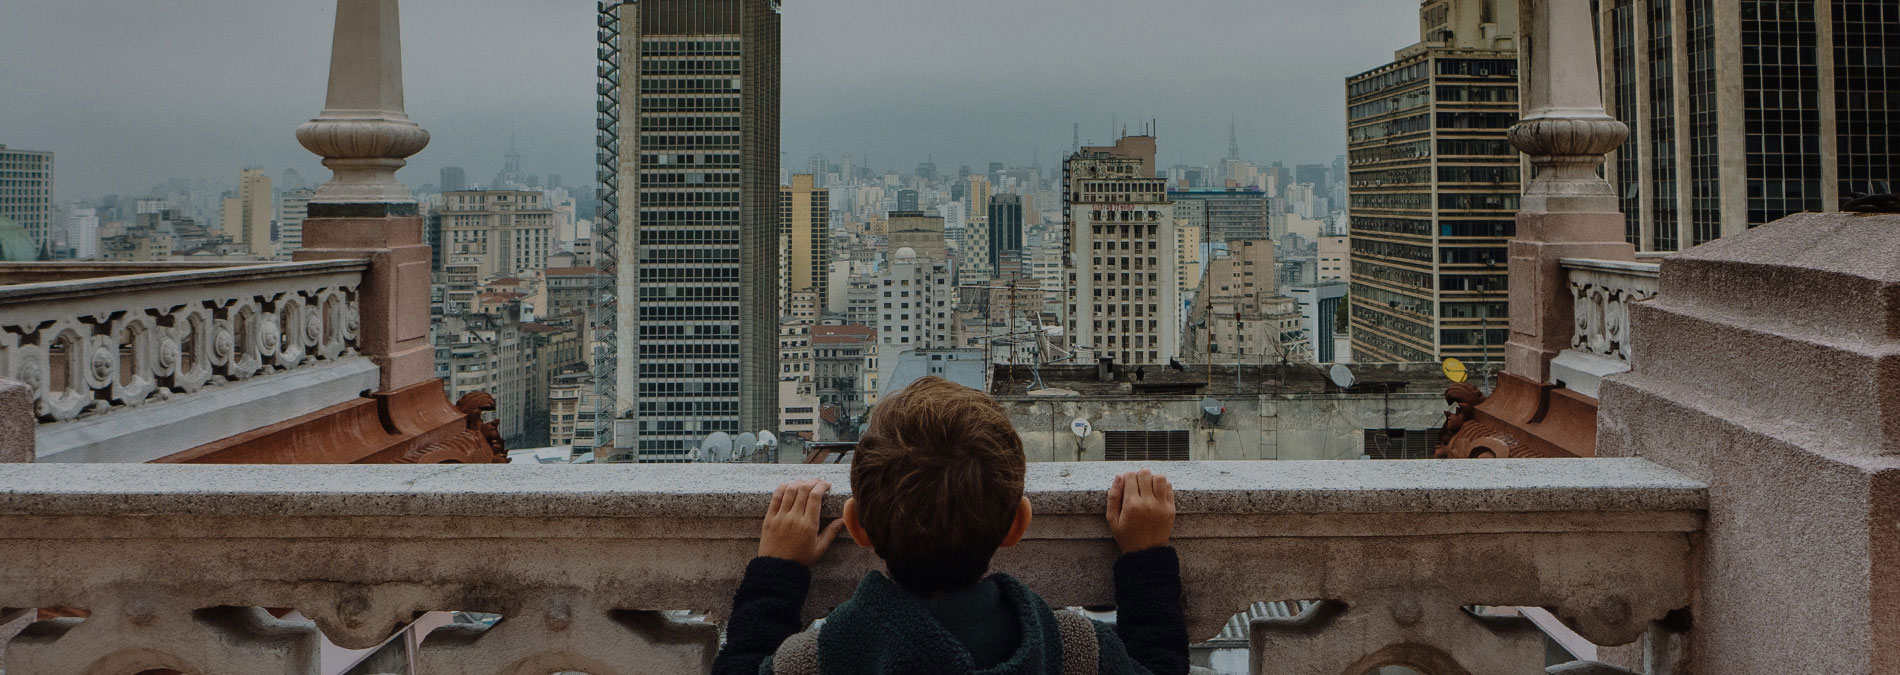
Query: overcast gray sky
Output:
[[0, 0, 1417, 201]]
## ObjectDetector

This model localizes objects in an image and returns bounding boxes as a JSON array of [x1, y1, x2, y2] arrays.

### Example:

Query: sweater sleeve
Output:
[[712, 556, 812, 675], [1108, 546, 1190, 675]]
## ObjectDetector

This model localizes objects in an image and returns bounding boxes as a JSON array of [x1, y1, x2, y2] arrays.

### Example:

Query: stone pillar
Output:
[[1598, 213, 1900, 672], [0, 377, 32, 462], [292, 0, 433, 392], [1505, 0, 1636, 384]]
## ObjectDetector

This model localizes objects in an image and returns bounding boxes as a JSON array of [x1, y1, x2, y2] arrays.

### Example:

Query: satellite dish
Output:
[[1200, 396, 1224, 425], [735, 432, 759, 459], [1329, 364, 1357, 389], [1070, 418, 1093, 439], [699, 432, 733, 463], [757, 430, 778, 448], [1441, 357, 1469, 384]]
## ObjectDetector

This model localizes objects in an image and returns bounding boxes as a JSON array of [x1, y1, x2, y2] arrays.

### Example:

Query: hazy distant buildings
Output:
[[1182, 238, 1310, 365], [276, 188, 313, 260], [63, 207, 98, 260], [0, 145, 54, 254], [221, 169, 274, 259], [440, 166, 467, 193], [604, 0, 780, 461], [1597, 0, 1899, 251], [887, 211, 949, 262], [895, 188, 919, 212], [1064, 135, 1180, 366], [1345, 0, 1519, 363], [1168, 187, 1269, 242], [780, 174, 831, 317], [440, 190, 554, 280]]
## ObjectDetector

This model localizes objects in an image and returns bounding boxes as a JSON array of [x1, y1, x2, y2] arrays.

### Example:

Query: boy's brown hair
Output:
[[851, 376, 1026, 595]]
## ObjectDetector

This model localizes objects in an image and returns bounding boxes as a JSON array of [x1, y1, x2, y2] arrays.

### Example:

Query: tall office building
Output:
[[1064, 135, 1180, 366], [967, 175, 992, 216], [440, 166, 467, 193], [1296, 164, 1331, 200], [276, 188, 314, 260], [64, 206, 99, 260], [600, 0, 779, 462], [987, 194, 1023, 276], [1345, 0, 1519, 363], [780, 174, 830, 316], [0, 146, 54, 255], [1598, 0, 1899, 252], [439, 190, 555, 279], [221, 169, 275, 259], [895, 189, 920, 212]]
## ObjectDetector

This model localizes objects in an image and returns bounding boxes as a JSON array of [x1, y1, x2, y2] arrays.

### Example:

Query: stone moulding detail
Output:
[[0, 262, 367, 424], [1564, 260, 1661, 363], [0, 460, 1703, 672]]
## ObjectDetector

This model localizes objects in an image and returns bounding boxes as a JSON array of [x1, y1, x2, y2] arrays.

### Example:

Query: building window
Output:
[[1104, 430, 1191, 461]]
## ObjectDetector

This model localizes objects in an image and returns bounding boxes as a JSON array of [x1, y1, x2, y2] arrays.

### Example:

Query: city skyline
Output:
[[1, 0, 1417, 201]]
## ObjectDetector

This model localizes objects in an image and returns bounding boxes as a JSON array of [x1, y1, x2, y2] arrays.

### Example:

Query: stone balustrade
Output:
[[0, 261, 367, 425], [1550, 259, 1660, 398], [0, 460, 1703, 674]]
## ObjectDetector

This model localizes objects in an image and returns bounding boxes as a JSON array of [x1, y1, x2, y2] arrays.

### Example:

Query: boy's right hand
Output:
[[1106, 469, 1175, 553], [758, 479, 847, 568]]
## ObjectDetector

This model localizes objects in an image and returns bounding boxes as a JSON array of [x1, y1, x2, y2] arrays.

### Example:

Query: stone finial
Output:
[[1509, 0, 1628, 212], [295, 0, 429, 205]]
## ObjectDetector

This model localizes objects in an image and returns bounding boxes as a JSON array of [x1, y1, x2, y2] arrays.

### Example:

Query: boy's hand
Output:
[[758, 479, 847, 567], [1106, 469, 1175, 553]]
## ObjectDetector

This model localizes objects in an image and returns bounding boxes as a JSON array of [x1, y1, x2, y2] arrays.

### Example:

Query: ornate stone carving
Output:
[[0, 263, 365, 424], [1565, 261, 1660, 363], [1433, 383, 1525, 459]]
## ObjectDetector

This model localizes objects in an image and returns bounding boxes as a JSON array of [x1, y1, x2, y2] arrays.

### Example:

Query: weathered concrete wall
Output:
[[1000, 393, 1446, 462], [1597, 213, 1900, 674], [0, 378, 30, 464]]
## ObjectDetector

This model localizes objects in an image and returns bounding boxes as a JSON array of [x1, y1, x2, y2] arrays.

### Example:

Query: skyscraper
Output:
[[439, 190, 554, 279], [1597, 0, 1899, 252], [987, 193, 1024, 277], [1345, 0, 1519, 364], [780, 174, 830, 316], [276, 188, 314, 260], [221, 168, 274, 259], [601, 0, 780, 462], [1064, 135, 1179, 366], [0, 145, 55, 254]]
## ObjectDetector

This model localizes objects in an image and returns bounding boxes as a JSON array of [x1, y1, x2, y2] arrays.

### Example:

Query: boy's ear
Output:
[[997, 497, 1033, 548], [843, 498, 874, 549]]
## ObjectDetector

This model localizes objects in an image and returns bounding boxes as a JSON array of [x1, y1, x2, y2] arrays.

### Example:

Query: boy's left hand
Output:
[[758, 479, 847, 567]]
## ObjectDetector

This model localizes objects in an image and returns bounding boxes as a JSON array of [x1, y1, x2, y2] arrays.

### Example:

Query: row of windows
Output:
[[639, 96, 741, 113], [639, 78, 741, 94], [639, 247, 739, 263], [640, 362, 741, 376], [1349, 113, 1430, 143], [642, 172, 741, 187], [640, 134, 740, 149], [1352, 237, 1433, 263], [640, 191, 739, 206], [638, 267, 738, 282], [1435, 84, 1519, 103], [636, 342, 741, 357], [1439, 138, 1516, 156], [640, 59, 741, 76], [639, 210, 739, 225], [639, 116, 741, 132], [1439, 166, 1519, 183], [1348, 140, 1432, 165], [1348, 88, 1431, 122], [640, 152, 740, 166], [1347, 61, 1429, 99], [640, 228, 739, 245], [640, 39, 741, 56]]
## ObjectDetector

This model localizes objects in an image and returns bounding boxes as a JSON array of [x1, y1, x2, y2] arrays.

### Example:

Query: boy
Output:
[[713, 376, 1188, 675]]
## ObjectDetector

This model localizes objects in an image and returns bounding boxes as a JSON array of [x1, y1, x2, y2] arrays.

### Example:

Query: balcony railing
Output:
[[0, 261, 371, 462], [1552, 258, 1660, 398], [0, 460, 1702, 673]]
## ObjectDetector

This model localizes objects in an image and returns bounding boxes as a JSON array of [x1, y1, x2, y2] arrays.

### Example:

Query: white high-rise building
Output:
[[64, 206, 99, 259], [873, 247, 955, 388], [276, 189, 314, 260], [0, 146, 54, 253]]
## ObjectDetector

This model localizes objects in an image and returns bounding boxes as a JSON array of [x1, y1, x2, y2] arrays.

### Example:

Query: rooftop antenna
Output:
[[1228, 118, 1240, 161]]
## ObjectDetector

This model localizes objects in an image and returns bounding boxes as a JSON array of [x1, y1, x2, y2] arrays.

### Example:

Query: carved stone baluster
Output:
[[418, 603, 717, 675], [4, 603, 320, 674]]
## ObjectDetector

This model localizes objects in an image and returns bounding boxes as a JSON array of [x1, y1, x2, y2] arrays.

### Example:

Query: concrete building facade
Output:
[[780, 174, 830, 316], [439, 190, 554, 281], [987, 193, 1024, 277], [0, 146, 54, 254], [605, 0, 780, 461], [1345, 0, 1519, 363], [1064, 135, 1180, 367], [276, 188, 314, 261], [222, 169, 275, 259]]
